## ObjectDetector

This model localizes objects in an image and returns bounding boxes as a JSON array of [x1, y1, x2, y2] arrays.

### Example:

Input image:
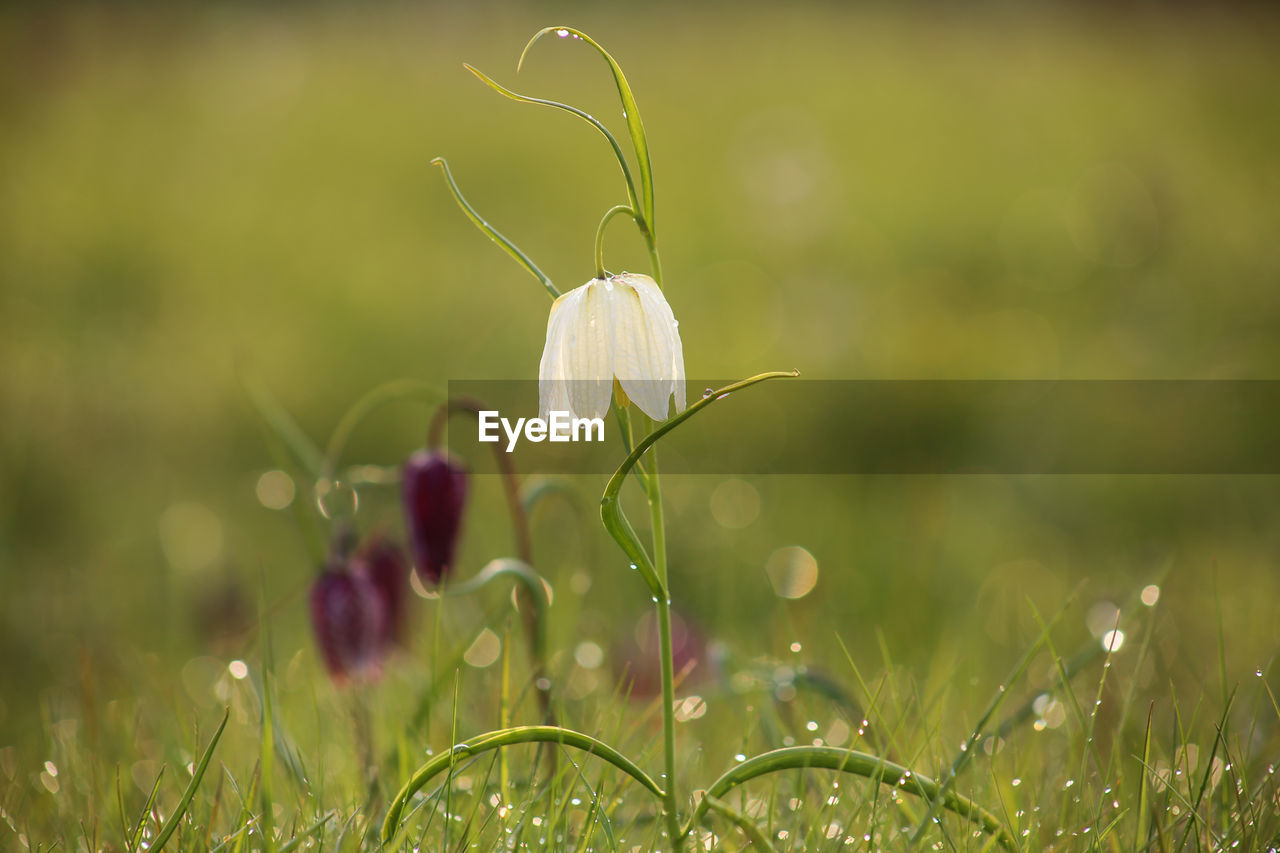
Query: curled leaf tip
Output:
[[518, 26, 571, 73]]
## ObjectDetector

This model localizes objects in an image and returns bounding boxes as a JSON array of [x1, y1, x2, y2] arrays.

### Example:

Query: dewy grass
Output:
[[8, 19, 1280, 853]]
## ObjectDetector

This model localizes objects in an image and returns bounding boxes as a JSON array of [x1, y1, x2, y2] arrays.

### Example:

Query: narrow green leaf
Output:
[[910, 591, 1077, 844], [381, 725, 665, 843], [682, 746, 1015, 850], [244, 375, 325, 478], [520, 28, 656, 239], [464, 64, 641, 222], [128, 765, 165, 853], [273, 812, 335, 853], [150, 708, 231, 851], [702, 795, 778, 853], [1134, 704, 1153, 853], [431, 157, 559, 299], [257, 580, 276, 853], [599, 371, 798, 598]]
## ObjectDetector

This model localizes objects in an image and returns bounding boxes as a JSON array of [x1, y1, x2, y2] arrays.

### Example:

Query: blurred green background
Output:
[[2, 1, 1278, 763]]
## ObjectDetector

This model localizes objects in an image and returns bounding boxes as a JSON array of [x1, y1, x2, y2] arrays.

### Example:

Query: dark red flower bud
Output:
[[402, 450, 467, 585], [350, 536, 411, 646], [309, 568, 387, 684]]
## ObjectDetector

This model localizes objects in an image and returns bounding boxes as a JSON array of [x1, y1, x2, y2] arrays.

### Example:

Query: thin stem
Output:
[[594, 204, 637, 280], [645, 446, 683, 851], [646, 241, 664, 290]]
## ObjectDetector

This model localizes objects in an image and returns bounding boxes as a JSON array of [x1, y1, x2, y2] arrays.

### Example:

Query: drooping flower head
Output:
[[401, 449, 468, 585], [538, 272, 685, 422], [309, 564, 387, 685]]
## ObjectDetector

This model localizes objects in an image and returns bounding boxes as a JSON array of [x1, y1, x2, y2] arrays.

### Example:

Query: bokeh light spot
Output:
[[1101, 629, 1126, 653], [574, 641, 604, 670], [1141, 584, 1160, 606], [464, 628, 501, 669], [228, 660, 249, 680], [765, 546, 819, 600], [255, 469, 296, 510]]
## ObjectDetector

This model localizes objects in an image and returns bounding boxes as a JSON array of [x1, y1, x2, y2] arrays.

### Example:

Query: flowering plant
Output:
[[370, 26, 1017, 851]]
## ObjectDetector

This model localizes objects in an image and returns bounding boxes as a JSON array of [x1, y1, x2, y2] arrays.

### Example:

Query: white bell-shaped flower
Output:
[[539, 272, 685, 422]]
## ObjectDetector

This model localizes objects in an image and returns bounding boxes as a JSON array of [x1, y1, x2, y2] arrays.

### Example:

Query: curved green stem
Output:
[[321, 379, 438, 481], [702, 795, 777, 853], [521, 28, 656, 242], [681, 747, 1016, 850], [598, 373, 798, 598], [464, 65, 642, 228], [594, 204, 637, 280], [381, 725, 665, 843], [431, 158, 559, 299], [435, 558, 550, 610], [522, 477, 582, 517]]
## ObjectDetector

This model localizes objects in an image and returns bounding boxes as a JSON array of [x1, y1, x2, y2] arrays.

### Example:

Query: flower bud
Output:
[[401, 450, 468, 585], [350, 536, 410, 646], [309, 568, 387, 684]]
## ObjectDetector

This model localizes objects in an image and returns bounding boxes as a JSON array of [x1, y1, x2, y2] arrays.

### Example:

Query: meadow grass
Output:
[[2, 3, 1279, 851]]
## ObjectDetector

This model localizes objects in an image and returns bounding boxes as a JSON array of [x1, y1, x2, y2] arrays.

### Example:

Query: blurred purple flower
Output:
[[309, 567, 387, 685], [402, 450, 468, 585], [350, 535, 411, 646], [616, 608, 706, 699]]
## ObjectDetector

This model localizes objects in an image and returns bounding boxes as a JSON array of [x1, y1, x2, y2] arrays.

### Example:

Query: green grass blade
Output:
[[908, 593, 1075, 844], [683, 746, 1016, 850], [243, 375, 325, 478], [702, 795, 778, 853], [128, 765, 165, 852], [1134, 704, 1154, 852], [520, 28, 655, 240], [381, 725, 665, 844], [273, 812, 335, 853], [150, 708, 231, 851], [430, 157, 559, 299], [1174, 688, 1236, 853]]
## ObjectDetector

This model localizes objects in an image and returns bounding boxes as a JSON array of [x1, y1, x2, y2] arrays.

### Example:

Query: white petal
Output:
[[538, 287, 580, 421], [539, 280, 615, 421], [613, 273, 685, 419]]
